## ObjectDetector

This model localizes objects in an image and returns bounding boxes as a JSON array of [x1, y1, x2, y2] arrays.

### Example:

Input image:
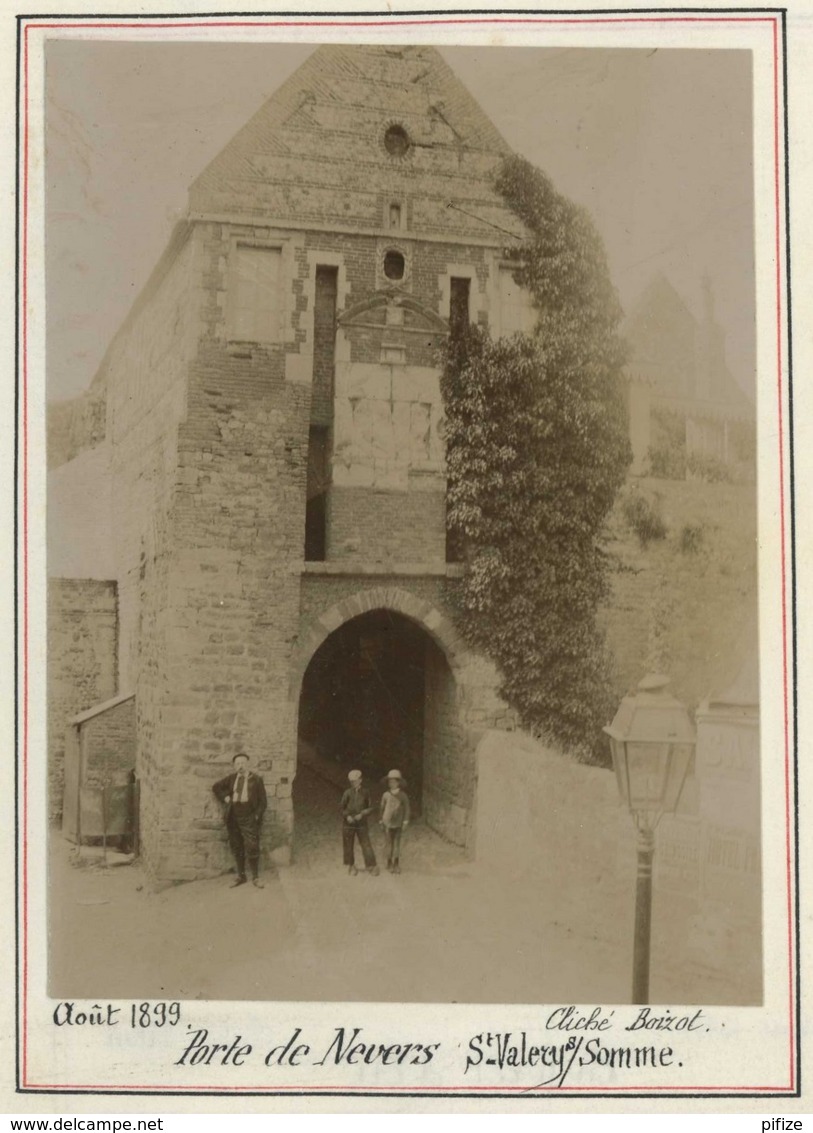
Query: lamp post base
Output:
[[632, 827, 655, 1005]]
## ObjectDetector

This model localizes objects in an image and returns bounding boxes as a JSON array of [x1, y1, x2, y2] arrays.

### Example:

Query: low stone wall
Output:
[[74, 694, 137, 789], [62, 693, 137, 845], [47, 579, 118, 823], [473, 723, 761, 1005], [601, 478, 758, 710]]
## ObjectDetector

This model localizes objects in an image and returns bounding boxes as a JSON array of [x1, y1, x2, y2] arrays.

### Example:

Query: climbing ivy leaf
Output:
[[441, 155, 632, 761]]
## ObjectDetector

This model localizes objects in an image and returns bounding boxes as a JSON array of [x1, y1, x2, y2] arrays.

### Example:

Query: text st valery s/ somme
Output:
[[51, 1002, 709, 1087]]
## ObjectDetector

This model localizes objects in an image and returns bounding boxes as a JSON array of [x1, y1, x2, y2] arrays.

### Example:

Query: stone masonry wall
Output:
[[139, 346, 311, 881], [47, 386, 106, 470], [97, 225, 201, 880], [423, 640, 474, 848], [299, 572, 452, 626], [123, 218, 313, 880], [78, 201, 521, 880], [47, 579, 117, 821], [601, 478, 758, 707], [106, 225, 200, 697]]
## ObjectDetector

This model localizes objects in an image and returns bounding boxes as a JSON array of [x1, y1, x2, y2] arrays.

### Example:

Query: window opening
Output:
[[449, 276, 471, 337], [230, 244, 282, 343], [305, 426, 329, 562], [383, 251, 406, 282], [384, 125, 410, 157], [311, 266, 338, 426], [446, 275, 472, 562]]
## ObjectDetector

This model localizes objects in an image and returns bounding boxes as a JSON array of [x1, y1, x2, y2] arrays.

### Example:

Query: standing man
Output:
[[213, 753, 267, 889]]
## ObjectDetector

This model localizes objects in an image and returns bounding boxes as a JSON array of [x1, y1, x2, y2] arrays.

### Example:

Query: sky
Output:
[[45, 41, 754, 403]]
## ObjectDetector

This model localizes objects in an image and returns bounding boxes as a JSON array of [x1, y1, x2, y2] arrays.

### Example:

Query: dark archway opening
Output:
[[295, 608, 456, 863]]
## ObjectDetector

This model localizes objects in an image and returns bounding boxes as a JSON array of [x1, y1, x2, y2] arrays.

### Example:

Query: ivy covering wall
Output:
[[441, 155, 631, 761]]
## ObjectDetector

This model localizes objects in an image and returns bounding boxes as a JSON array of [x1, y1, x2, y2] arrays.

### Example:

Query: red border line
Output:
[[771, 14, 795, 1094], [24, 14, 779, 27], [21, 16, 30, 1094], [19, 1082, 799, 1093], [21, 10, 794, 1095]]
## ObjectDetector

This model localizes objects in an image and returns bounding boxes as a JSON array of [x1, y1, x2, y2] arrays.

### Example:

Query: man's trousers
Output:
[[228, 806, 261, 879]]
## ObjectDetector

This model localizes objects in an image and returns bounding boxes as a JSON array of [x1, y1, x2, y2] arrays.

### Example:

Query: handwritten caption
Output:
[[51, 1001, 713, 1087]]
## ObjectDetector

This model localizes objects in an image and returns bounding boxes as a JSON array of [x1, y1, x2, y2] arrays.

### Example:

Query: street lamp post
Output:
[[603, 674, 696, 1005]]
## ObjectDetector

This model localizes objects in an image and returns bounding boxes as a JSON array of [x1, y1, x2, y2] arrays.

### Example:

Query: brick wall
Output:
[[47, 579, 117, 821], [189, 45, 518, 246], [328, 486, 446, 563]]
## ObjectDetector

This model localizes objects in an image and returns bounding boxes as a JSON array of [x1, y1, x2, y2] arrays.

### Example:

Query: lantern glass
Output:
[[626, 742, 669, 811], [604, 675, 696, 827], [661, 742, 694, 812], [609, 738, 630, 807]]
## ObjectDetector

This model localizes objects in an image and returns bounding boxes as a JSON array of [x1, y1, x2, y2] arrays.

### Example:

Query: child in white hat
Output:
[[379, 770, 410, 874]]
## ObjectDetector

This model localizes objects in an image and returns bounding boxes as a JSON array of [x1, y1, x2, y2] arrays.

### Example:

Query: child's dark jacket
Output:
[[341, 785, 374, 826]]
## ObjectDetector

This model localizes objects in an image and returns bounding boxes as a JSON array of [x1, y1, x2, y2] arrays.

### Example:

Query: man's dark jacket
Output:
[[212, 770, 267, 824]]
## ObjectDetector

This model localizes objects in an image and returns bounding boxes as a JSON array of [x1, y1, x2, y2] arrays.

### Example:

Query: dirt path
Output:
[[50, 766, 634, 1003]]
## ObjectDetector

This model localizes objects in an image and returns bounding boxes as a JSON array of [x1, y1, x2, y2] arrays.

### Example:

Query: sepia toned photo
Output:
[[44, 36, 762, 1022]]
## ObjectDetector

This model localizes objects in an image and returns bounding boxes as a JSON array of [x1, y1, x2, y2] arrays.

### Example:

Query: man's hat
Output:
[[386, 769, 404, 782], [232, 753, 249, 763], [348, 769, 362, 782]]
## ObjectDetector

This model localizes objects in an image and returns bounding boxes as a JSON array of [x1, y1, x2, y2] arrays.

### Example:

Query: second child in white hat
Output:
[[379, 769, 410, 874]]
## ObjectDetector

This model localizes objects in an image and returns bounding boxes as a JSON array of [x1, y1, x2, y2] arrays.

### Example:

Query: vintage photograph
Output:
[[45, 38, 761, 1009]]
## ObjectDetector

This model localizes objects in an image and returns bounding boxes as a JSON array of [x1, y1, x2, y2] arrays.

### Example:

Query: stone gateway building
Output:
[[48, 44, 541, 881]]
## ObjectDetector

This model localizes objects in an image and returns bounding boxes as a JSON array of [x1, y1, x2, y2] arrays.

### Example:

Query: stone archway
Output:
[[290, 586, 465, 704], [291, 588, 476, 860]]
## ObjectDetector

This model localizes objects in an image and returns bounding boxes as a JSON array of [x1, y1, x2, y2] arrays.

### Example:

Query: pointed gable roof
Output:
[[189, 44, 522, 243], [624, 273, 753, 417], [623, 274, 698, 400]]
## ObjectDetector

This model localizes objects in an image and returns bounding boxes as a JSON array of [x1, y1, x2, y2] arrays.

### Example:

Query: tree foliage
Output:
[[441, 155, 632, 760]]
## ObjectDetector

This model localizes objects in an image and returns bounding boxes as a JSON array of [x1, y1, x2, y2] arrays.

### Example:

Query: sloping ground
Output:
[[475, 730, 761, 1007], [602, 476, 758, 709], [48, 821, 631, 1005]]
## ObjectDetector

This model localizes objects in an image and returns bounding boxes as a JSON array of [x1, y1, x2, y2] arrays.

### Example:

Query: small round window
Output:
[[384, 124, 410, 157], [383, 250, 406, 281]]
